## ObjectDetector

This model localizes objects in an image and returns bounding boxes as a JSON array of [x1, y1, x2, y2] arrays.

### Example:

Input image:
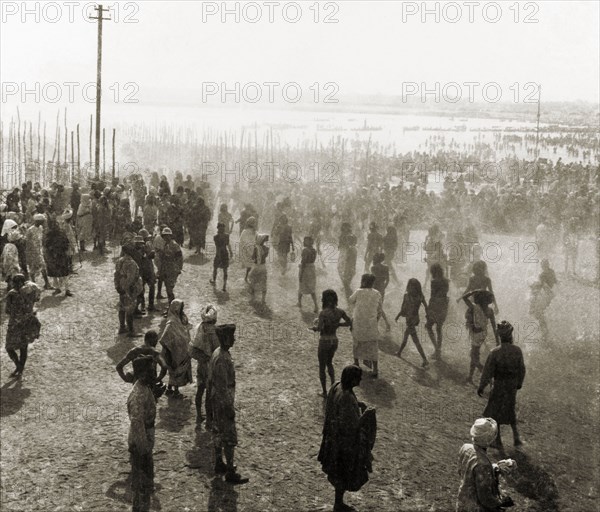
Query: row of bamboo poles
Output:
[[0, 107, 115, 190], [5, 110, 573, 192]]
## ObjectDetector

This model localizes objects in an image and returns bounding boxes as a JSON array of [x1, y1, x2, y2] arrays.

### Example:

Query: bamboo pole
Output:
[[57, 126, 61, 181], [16, 108, 21, 183], [13, 120, 18, 184], [37, 112, 41, 165], [64, 107, 68, 173], [29, 121, 33, 170], [89, 114, 93, 170], [22, 122, 26, 183], [8, 121, 12, 189], [77, 124, 81, 182], [53, 109, 60, 165], [71, 130, 75, 183], [0, 121, 3, 190], [112, 128, 115, 180], [102, 127, 106, 180], [5, 121, 10, 186], [43, 122, 46, 185], [254, 124, 258, 163]]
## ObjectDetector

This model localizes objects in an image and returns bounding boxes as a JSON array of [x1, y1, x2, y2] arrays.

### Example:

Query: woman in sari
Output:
[[159, 299, 193, 398], [318, 365, 376, 512]]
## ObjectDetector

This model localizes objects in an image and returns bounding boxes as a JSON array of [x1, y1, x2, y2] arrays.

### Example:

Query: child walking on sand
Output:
[[461, 289, 498, 384], [310, 289, 352, 396], [210, 222, 233, 292], [529, 280, 553, 342], [396, 278, 429, 368]]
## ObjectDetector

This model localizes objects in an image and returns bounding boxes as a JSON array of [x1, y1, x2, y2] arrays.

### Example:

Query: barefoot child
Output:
[[210, 222, 233, 292], [309, 289, 352, 396], [464, 261, 499, 314], [217, 203, 234, 235], [339, 233, 357, 299], [539, 258, 558, 290], [396, 278, 429, 368], [425, 263, 449, 360], [462, 289, 498, 383], [116, 329, 168, 400], [371, 252, 390, 301], [297, 236, 319, 312], [529, 280, 552, 342]]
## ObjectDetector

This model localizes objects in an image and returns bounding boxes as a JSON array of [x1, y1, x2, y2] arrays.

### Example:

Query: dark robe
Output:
[[167, 204, 185, 246], [318, 382, 376, 492], [480, 343, 526, 425], [44, 227, 71, 277], [188, 201, 211, 250]]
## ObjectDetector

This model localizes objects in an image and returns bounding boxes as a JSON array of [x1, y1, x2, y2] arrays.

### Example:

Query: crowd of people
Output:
[[0, 159, 595, 511]]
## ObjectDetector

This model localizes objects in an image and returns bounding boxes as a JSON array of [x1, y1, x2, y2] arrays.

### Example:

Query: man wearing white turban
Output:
[[456, 418, 515, 511]]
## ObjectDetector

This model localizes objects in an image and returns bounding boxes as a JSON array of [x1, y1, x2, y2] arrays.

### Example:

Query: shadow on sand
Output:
[[434, 359, 469, 386], [300, 309, 318, 325], [106, 472, 162, 511], [211, 287, 230, 305], [185, 253, 210, 267], [359, 376, 397, 408], [0, 377, 31, 417], [37, 293, 66, 311], [105, 337, 136, 366], [505, 450, 560, 512], [185, 429, 214, 476], [251, 300, 273, 319], [208, 476, 239, 512], [156, 395, 193, 433]]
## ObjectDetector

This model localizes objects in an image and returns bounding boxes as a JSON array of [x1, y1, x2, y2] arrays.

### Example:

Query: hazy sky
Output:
[[2, 0, 599, 109]]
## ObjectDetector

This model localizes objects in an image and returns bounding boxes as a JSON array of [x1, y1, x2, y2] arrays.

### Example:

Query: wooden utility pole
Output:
[[90, 4, 111, 179]]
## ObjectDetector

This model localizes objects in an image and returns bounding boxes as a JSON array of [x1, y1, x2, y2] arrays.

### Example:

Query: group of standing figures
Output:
[[2, 173, 548, 512]]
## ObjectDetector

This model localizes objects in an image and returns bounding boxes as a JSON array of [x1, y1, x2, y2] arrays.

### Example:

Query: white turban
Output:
[[470, 418, 498, 447]]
